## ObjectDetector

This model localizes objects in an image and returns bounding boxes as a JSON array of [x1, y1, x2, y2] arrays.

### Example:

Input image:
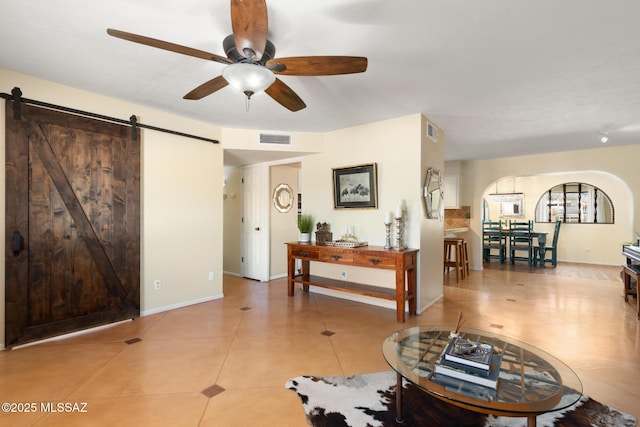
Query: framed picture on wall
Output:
[[332, 163, 378, 209]]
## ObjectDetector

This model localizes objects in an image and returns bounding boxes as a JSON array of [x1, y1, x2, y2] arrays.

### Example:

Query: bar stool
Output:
[[444, 238, 464, 283], [461, 240, 470, 278]]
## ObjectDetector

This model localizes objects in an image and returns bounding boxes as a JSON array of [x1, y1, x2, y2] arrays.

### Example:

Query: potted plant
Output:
[[298, 214, 314, 242]]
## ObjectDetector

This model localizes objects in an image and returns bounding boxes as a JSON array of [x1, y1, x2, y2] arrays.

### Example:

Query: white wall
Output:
[[221, 127, 324, 153], [223, 166, 242, 275], [458, 145, 640, 269], [220, 128, 324, 277], [269, 163, 299, 279], [419, 115, 445, 311], [300, 114, 444, 313], [142, 131, 223, 313], [219, 115, 446, 314], [1, 69, 224, 346]]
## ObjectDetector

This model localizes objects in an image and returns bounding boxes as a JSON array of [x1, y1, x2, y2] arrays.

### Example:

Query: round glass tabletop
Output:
[[382, 325, 582, 417]]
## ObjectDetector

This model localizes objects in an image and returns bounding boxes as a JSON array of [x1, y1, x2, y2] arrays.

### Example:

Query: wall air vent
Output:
[[426, 121, 438, 142], [259, 133, 292, 145]]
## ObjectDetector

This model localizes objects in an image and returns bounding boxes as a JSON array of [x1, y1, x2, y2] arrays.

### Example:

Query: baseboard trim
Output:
[[417, 294, 443, 315], [10, 319, 133, 350], [141, 293, 224, 317]]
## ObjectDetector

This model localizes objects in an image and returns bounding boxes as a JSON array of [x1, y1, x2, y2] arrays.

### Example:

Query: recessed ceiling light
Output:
[[599, 132, 609, 143]]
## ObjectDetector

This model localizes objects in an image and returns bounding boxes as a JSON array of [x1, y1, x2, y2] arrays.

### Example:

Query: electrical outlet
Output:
[[341, 271, 347, 280], [208, 271, 214, 281], [154, 280, 161, 290]]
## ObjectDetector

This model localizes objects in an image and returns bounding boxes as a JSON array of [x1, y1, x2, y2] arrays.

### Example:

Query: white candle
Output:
[[385, 211, 393, 224], [395, 204, 403, 218]]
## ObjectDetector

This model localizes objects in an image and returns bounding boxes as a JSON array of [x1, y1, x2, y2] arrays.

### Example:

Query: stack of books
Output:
[[433, 337, 502, 391]]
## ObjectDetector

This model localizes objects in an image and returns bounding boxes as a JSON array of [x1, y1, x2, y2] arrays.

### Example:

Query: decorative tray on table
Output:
[[325, 240, 368, 248]]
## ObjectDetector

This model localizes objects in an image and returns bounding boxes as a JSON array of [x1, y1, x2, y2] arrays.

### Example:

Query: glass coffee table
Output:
[[382, 326, 582, 427]]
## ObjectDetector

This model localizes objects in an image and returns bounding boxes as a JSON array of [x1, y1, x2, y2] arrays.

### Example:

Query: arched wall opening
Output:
[[479, 170, 632, 267]]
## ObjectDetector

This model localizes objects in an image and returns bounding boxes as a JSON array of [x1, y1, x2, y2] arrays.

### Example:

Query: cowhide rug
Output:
[[286, 371, 637, 427]]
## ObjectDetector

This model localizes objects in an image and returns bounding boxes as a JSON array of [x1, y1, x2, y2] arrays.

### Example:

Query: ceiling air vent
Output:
[[259, 133, 292, 145], [426, 121, 438, 142]]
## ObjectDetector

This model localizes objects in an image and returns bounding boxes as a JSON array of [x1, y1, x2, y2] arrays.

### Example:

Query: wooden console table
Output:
[[286, 242, 419, 322]]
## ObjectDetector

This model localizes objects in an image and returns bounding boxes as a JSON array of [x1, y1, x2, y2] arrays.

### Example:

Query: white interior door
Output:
[[242, 165, 269, 281]]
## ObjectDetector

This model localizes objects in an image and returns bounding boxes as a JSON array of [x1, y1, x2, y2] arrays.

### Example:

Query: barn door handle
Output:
[[12, 230, 22, 256]]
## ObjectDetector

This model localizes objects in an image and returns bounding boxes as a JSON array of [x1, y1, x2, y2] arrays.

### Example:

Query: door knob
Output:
[[255, 227, 260, 231]]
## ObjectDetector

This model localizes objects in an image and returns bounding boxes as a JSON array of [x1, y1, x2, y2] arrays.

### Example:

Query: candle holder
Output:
[[394, 216, 406, 250], [384, 222, 392, 249]]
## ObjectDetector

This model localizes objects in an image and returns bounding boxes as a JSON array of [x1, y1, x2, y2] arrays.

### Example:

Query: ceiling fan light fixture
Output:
[[222, 63, 275, 98]]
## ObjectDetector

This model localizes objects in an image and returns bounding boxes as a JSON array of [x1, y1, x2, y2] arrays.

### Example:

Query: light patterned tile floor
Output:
[[0, 262, 638, 426]]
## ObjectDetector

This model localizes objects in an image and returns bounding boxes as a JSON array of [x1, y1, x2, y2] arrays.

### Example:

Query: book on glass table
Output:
[[443, 337, 494, 370], [440, 355, 493, 377], [434, 351, 502, 389], [431, 372, 498, 401]]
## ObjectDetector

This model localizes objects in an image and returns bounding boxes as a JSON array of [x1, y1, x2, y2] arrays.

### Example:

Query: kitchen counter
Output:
[[444, 227, 469, 234]]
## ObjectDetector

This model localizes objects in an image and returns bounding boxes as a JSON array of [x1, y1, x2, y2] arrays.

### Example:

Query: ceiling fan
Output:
[[107, 0, 367, 112]]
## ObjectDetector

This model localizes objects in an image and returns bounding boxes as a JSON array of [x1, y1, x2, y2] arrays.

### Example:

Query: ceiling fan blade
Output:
[[265, 78, 306, 112], [183, 75, 229, 100], [266, 56, 368, 76], [107, 28, 231, 65], [230, 0, 268, 61]]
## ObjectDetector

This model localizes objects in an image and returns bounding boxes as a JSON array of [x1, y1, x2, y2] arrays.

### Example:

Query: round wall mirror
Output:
[[272, 183, 294, 213]]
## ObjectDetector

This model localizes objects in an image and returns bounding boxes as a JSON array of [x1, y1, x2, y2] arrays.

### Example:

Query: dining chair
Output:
[[482, 220, 506, 263], [509, 220, 533, 264], [534, 220, 562, 267]]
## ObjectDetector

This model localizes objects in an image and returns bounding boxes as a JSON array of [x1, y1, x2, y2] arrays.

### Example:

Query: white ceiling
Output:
[[2, 0, 640, 164]]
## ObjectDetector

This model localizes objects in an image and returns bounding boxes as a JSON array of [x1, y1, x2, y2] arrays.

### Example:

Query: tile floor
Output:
[[0, 262, 638, 426]]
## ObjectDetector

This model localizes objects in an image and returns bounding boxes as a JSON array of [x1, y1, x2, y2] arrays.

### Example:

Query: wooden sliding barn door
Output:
[[5, 102, 140, 348]]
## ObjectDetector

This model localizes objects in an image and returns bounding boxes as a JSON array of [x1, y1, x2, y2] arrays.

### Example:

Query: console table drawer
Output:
[[319, 252, 354, 263], [291, 248, 319, 260], [355, 254, 396, 268]]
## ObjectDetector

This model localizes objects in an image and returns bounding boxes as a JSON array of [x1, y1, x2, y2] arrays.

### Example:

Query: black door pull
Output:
[[13, 230, 23, 256]]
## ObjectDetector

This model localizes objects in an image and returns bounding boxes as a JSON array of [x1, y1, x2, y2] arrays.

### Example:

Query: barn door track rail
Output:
[[1, 87, 219, 144]]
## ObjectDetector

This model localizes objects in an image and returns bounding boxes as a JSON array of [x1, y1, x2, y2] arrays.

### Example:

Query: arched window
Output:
[[535, 182, 614, 224]]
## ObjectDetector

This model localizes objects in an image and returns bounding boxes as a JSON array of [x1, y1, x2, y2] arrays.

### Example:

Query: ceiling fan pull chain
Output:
[[245, 90, 254, 112]]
